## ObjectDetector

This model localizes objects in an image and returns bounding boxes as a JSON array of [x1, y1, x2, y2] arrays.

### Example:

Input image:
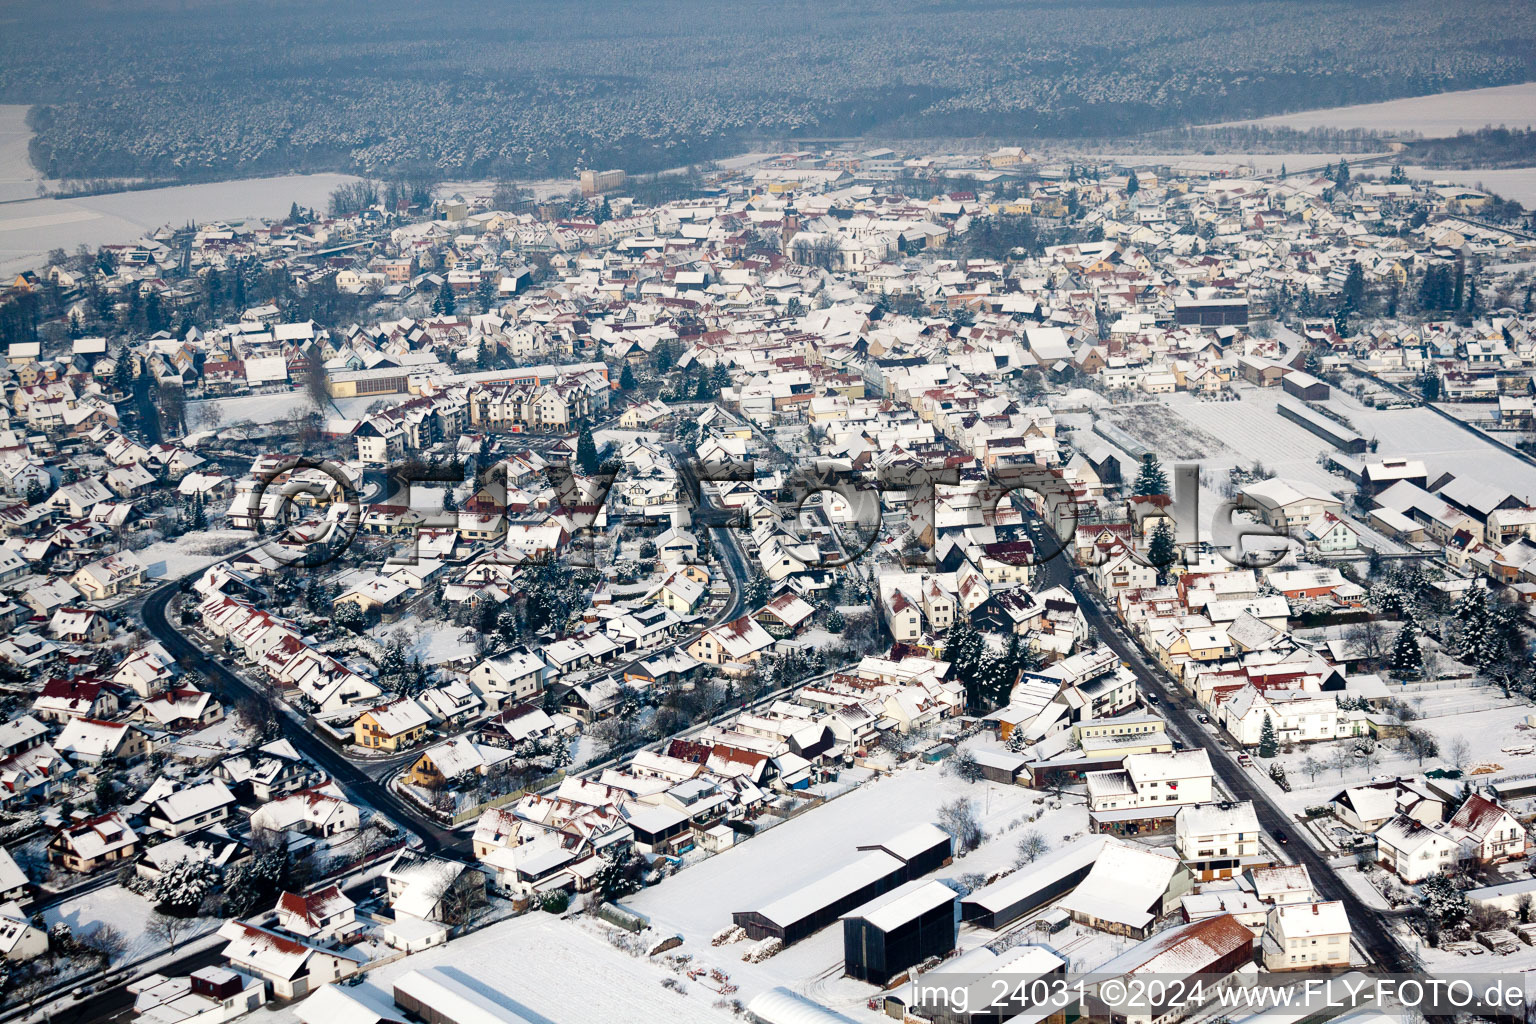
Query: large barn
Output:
[[961, 835, 1108, 930], [733, 823, 951, 945], [841, 878, 957, 986]]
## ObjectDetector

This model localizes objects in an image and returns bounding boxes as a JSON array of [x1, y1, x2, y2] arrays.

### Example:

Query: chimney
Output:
[[1312, 903, 1319, 915]]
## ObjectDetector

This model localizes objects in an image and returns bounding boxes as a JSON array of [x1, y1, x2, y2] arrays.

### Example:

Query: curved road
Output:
[[140, 575, 469, 855]]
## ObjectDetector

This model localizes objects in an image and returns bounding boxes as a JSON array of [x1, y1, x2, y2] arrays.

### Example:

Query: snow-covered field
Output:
[[624, 747, 1087, 1015], [1110, 381, 1536, 540], [1220, 83, 1536, 135], [1400, 166, 1536, 207], [188, 391, 329, 429], [1243, 697, 1536, 822], [136, 530, 249, 580], [1320, 386, 1536, 502], [255, 913, 740, 1024], [372, 620, 478, 665], [43, 887, 222, 965], [0, 173, 358, 278]]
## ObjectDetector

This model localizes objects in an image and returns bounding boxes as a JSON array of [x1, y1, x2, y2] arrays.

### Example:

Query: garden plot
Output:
[[136, 529, 249, 580], [1237, 700, 1536, 822], [1152, 388, 1345, 495], [44, 887, 223, 965], [1099, 403, 1228, 461], [624, 744, 1086, 1011]]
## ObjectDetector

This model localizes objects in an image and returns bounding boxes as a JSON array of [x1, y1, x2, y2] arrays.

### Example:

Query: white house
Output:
[[1263, 901, 1351, 971]]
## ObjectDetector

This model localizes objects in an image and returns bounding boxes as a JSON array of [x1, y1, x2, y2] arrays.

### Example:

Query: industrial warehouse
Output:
[[732, 823, 952, 945]]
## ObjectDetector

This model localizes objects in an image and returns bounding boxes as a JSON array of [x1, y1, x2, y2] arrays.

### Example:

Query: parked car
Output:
[[1237, 753, 1253, 766], [1273, 829, 1290, 845], [1197, 713, 1210, 724]]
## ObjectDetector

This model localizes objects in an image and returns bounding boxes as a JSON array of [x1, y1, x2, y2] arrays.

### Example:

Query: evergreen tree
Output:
[[1259, 714, 1278, 758], [1341, 263, 1365, 310], [576, 425, 600, 475], [1147, 519, 1178, 584], [436, 283, 457, 317], [746, 571, 770, 608], [825, 608, 845, 633], [1389, 164, 1407, 185], [189, 492, 207, 531], [112, 350, 134, 395], [1132, 453, 1168, 497], [1388, 618, 1424, 679], [1125, 174, 1139, 197], [619, 363, 636, 390], [476, 274, 497, 312], [941, 621, 998, 714], [475, 339, 491, 370], [1335, 158, 1350, 194]]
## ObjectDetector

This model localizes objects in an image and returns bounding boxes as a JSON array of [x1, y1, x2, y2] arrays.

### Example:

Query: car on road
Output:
[[1273, 829, 1289, 844], [1237, 753, 1253, 766], [1197, 713, 1210, 724], [1145, 693, 1159, 704]]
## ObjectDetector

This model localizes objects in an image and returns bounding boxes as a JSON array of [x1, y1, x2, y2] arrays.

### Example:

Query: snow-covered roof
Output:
[[745, 988, 861, 1024], [1271, 900, 1350, 939], [1057, 841, 1178, 930], [392, 968, 537, 1024], [840, 878, 955, 931]]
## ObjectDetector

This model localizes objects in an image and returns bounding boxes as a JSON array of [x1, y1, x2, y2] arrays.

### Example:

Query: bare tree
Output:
[[937, 797, 986, 854], [1345, 619, 1385, 662], [1447, 734, 1472, 772], [1405, 728, 1439, 765], [1300, 755, 1324, 782], [1015, 829, 1049, 867], [146, 911, 195, 954], [76, 922, 128, 961], [1331, 743, 1353, 778], [305, 346, 330, 413]]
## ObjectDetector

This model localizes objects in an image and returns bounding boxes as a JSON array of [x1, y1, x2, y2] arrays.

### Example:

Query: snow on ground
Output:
[[188, 391, 319, 429], [623, 747, 1086, 1015], [136, 529, 249, 579], [1219, 82, 1536, 135], [255, 913, 738, 1024], [372, 619, 479, 665], [0, 144, 357, 277], [1239, 696, 1536, 822], [1320, 384, 1536, 502], [1400, 166, 1536, 207], [44, 887, 222, 965], [1121, 380, 1536, 540]]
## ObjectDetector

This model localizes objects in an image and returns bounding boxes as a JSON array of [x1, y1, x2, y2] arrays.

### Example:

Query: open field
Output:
[[0, 105, 358, 276], [1222, 82, 1536, 135], [1401, 165, 1536, 206]]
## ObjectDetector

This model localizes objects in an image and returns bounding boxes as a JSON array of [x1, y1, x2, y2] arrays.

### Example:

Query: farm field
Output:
[[1221, 82, 1536, 135]]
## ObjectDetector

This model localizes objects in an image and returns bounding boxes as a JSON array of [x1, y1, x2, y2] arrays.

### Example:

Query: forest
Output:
[[2, 0, 1532, 182]]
